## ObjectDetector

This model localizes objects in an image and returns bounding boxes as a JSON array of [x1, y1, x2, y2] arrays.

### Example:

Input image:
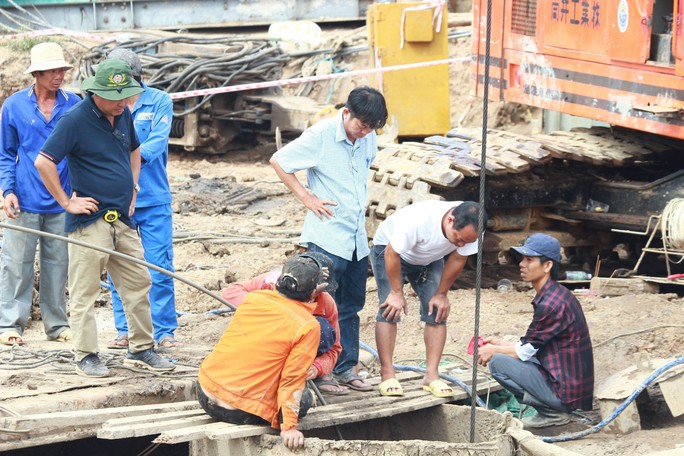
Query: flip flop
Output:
[[337, 373, 373, 392], [0, 330, 24, 346], [157, 336, 183, 349], [313, 375, 349, 395], [52, 328, 73, 343], [378, 378, 404, 397], [423, 379, 455, 398], [107, 334, 129, 349]]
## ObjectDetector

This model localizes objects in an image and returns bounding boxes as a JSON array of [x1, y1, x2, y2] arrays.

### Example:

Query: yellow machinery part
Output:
[[367, 2, 450, 136]]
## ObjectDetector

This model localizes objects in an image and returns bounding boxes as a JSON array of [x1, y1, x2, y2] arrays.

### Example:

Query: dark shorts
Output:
[[370, 244, 446, 325]]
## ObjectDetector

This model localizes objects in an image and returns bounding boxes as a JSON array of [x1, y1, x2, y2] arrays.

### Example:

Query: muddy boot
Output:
[[520, 392, 571, 428], [522, 408, 571, 428]]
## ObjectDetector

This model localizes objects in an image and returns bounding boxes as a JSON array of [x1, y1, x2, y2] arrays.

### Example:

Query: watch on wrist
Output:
[[133, 183, 140, 192]]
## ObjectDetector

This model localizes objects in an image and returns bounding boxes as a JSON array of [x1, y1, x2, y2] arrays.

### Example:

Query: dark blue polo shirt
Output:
[[41, 93, 141, 232]]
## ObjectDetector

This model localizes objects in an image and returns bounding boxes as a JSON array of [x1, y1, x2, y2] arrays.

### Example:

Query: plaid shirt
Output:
[[521, 279, 595, 410]]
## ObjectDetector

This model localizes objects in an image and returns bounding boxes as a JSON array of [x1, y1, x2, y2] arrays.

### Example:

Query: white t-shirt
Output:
[[372, 201, 478, 266]]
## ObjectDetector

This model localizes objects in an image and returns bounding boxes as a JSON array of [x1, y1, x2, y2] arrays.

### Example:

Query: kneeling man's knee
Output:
[[488, 353, 506, 374]]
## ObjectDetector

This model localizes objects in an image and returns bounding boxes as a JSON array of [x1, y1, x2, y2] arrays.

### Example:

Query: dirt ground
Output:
[[0, 20, 683, 456]]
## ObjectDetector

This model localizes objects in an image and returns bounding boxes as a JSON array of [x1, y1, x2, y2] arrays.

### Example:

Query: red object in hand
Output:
[[467, 336, 487, 355]]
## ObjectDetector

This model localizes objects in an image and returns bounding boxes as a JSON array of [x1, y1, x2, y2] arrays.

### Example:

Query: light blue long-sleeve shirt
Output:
[[272, 111, 376, 261], [0, 86, 79, 213], [133, 83, 173, 208]]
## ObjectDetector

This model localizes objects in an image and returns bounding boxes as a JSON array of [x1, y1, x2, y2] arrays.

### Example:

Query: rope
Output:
[[661, 198, 684, 252], [0, 345, 198, 378], [470, 0, 493, 443]]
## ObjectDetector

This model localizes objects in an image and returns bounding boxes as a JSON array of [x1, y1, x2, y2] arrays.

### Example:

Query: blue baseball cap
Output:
[[511, 233, 561, 263]]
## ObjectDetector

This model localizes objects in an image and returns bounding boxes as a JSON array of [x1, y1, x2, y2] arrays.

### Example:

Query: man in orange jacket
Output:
[[220, 252, 346, 395], [198, 254, 327, 450]]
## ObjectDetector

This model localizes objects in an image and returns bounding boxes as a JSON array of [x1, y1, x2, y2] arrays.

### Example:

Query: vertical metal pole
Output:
[[469, 0, 493, 444], [307, 380, 344, 441], [92, 0, 98, 30]]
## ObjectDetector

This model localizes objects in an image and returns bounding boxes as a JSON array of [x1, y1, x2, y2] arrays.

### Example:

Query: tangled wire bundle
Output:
[[81, 36, 290, 116]]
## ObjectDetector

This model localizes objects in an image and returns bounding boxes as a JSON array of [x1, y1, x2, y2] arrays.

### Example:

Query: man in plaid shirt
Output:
[[477, 233, 594, 428]]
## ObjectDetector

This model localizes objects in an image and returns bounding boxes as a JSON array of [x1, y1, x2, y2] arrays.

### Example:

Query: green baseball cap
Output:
[[81, 58, 143, 101]]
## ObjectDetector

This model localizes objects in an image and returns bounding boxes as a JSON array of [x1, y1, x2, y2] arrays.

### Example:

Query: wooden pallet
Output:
[[153, 372, 499, 444]]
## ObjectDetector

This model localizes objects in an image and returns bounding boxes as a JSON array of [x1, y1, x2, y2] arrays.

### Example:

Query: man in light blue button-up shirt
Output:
[[271, 87, 387, 391]]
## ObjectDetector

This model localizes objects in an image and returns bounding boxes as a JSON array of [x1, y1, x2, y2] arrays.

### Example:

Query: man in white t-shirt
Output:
[[370, 201, 486, 397]]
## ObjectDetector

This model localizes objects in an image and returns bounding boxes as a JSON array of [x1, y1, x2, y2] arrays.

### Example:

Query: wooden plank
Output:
[[589, 277, 659, 296], [207, 424, 276, 440], [0, 400, 199, 432], [151, 374, 499, 444], [154, 422, 237, 444], [300, 392, 447, 430], [98, 414, 215, 439], [0, 428, 96, 453], [101, 408, 206, 428]]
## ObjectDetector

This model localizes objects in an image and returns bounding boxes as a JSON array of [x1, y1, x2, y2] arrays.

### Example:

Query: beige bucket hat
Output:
[[24, 42, 73, 74]]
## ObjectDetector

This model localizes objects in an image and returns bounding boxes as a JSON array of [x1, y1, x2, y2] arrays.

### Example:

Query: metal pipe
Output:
[[0, 221, 236, 311], [307, 379, 344, 440]]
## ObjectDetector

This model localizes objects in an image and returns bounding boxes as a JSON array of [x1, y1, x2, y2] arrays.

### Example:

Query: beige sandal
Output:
[[53, 328, 73, 343], [0, 331, 24, 346]]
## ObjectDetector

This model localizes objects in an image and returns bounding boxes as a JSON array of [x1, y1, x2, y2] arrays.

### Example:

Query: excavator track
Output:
[[366, 127, 684, 262]]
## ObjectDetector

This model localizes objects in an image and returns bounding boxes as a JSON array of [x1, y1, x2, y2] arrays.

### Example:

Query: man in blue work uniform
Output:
[[270, 86, 388, 391], [35, 59, 175, 377], [0, 42, 79, 346], [101, 49, 179, 351]]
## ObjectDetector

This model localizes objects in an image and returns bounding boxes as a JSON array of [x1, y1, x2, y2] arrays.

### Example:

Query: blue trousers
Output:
[[307, 243, 367, 376], [0, 211, 69, 339], [109, 204, 177, 343]]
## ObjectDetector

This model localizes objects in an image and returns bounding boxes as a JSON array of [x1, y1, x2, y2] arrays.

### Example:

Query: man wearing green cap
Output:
[[35, 59, 175, 378]]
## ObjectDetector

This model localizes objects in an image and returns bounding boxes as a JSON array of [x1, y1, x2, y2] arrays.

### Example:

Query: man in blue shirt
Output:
[[100, 49, 179, 351], [270, 86, 387, 391], [0, 42, 79, 346], [35, 59, 175, 377]]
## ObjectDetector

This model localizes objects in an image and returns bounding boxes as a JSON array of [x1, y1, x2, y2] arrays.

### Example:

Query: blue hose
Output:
[[541, 357, 684, 443], [359, 341, 486, 407]]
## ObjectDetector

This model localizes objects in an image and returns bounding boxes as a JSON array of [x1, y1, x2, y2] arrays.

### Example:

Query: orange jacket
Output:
[[198, 290, 320, 430], [221, 270, 341, 377]]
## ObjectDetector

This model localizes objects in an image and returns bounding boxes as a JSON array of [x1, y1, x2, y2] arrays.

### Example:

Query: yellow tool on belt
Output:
[[103, 210, 119, 223]]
